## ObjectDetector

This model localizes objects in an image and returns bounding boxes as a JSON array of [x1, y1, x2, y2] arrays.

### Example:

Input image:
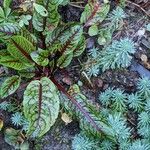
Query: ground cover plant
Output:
[[0, 0, 150, 149]]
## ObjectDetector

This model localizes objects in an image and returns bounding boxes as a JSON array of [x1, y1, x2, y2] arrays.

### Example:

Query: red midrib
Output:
[[51, 77, 103, 133], [84, 2, 100, 27], [2, 77, 19, 97], [60, 28, 81, 54], [11, 39, 33, 62], [38, 83, 42, 119]]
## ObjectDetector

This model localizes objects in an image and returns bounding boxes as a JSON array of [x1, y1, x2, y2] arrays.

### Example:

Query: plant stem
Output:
[[126, 0, 150, 18], [69, 3, 84, 9], [50, 77, 103, 133]]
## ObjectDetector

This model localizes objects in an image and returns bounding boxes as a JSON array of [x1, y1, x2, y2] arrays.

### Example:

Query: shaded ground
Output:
[[0, 0, 150, 149], [39, 120, 79, 150]]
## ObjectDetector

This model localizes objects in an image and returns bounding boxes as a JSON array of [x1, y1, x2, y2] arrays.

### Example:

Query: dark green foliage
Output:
[[60, 85, 110, 138], [0, 0, 150, 149]]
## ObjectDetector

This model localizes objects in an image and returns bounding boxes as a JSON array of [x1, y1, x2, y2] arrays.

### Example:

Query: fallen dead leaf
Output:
[[61, 113, 72, 125], [0, 118, 4, 131], [141, 54, 148, 62]]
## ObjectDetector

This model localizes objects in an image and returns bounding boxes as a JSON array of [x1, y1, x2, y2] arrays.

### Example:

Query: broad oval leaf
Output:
[[50, 0, 64, 5], [57, 52, 73, 68], [46, 1, 61, 28], [30, 48, 49, 66], [33, 3, 48, 17], [23, 77, 60, 138], [46, 23, 73, 46], [32, 12, 43, 31], [0, 23, 20, 35], [0, 50, 34, 70], [46, 24, 83, 67], [19, 28, 37, 46], [47, 24, 83, 51], [73, 36, 86, 57], [48, 24, 83, 58], [88, 25, 99, 36], [0, 55, 33, 70], [4, 128, 29, 149], [18, 67, 35, 79], [3, 0, 12, 8], [0, 75, 21, 99], [7, 35, 35, 64], [80, 2, 110, 27]]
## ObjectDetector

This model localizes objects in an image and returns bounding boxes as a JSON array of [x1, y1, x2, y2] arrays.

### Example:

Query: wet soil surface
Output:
[[0, 0, 150, 149], [39, 120, 79, 150]]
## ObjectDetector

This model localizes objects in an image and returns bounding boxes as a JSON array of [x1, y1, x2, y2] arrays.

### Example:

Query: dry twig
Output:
[[127, 0, 150, 18]]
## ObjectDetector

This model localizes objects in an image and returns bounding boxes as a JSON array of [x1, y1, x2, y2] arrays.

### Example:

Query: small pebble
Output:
[[62, 77, 72, 85], [137, 28, 145, 36], [96, 78, 103, 88]]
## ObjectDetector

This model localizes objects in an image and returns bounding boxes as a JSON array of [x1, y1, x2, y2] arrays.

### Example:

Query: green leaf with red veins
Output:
[[7, 35, 35, 65], [57, 52, 73, 68], [0, 75, 21, 99], [23, 77, 60, 138], [31, 48, 49, 66], [80, 2, 110, 27], [73, 36, 86, 57]]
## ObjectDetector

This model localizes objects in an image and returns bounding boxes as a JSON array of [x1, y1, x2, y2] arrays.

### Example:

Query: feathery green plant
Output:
[[145, 100, 150, 112], [0, 101, 11, 111], [99, 88, 127, 112], [106, 113, 131, 143], [0, 101, 16, 112], [111, 89, 127, 112], [100, 139, 115, 150], [10, 110, 29, 131], [128, 140, 150, 150], [128, 93, 144, 112], [138, 111, 150, 138], [100, 38, 135, 72], [98, 6, 126, 45], [137, 77, 150, 99], [108, 6, 126, 28], [85, 38, 135, 76], [85, 47, 100, 77], [11, 112, 23, 127], [71, 133, 99, 150], [99, 87, 114, 107]]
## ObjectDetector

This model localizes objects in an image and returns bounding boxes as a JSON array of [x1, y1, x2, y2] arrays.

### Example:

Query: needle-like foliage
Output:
[[128, 93, 144, 112], [0, 101, 11, 111], [99, 88, 114, 107], [137, 77, 150, 99], [138, 111, 150, 138], [128, 140, 150, 150], [106, 113, 131, 143], [100, 38, 135, 72], [11, 112, 23, 127], [71, 133, 98, 150], [99, 88, 127, 112], [108, 6, 126, 28], [100, 139, 116, 150]]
